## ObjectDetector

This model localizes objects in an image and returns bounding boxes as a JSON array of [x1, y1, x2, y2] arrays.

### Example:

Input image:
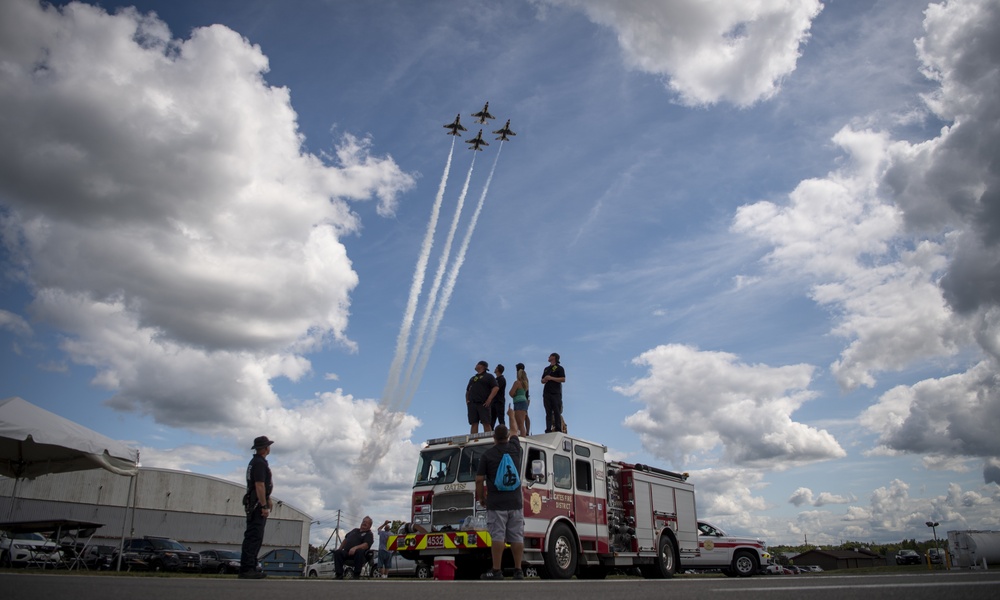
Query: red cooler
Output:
[[433, 557, 455, 580]]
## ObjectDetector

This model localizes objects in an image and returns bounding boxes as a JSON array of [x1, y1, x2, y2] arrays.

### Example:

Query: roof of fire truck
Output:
[[423, 430, 608, 451]]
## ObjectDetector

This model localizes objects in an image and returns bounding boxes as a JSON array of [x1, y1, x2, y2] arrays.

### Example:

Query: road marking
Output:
[[715, 581, 1000, 592]]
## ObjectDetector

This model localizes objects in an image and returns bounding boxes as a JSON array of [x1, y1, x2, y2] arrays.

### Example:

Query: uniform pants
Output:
[[240, 507, 266, 573], [543, 392, 562, 433], [334, 547, 368, 577]]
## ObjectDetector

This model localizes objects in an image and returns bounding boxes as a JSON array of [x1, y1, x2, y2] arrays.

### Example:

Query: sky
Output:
[[1, 0, 998, 547]]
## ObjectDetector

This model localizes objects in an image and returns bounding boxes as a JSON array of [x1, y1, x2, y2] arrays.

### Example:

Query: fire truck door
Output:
[[573, 457, 598, 544]]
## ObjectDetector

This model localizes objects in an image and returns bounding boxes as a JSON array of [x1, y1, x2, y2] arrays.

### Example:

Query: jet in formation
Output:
[[493, 119, 516, 141], [466, 129, 488, 151], [443, 114, 467, 136], [471, 102, 495, 124]]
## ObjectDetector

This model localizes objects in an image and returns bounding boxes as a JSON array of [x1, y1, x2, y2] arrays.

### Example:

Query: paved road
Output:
[[5, 570, 1000, 600]]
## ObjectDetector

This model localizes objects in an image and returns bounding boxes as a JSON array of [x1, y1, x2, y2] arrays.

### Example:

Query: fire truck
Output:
[[388, 430, 769, 579]]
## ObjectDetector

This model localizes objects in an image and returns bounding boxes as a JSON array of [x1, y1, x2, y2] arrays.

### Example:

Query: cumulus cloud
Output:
[[616, 344, 845, 467], [538, 0, 822, 107], [788, 486, 853, 507], [860, 361, 1000, 462], [140, 389, 423, 520], [0, 308, 32, 337], [686, 467, 768, 526], [0, 1, 414, 433]]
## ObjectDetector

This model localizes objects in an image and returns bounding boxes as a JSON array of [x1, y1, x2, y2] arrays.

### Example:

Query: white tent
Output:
[[0, 396, 139, 566], [0, 397, 138, 480]]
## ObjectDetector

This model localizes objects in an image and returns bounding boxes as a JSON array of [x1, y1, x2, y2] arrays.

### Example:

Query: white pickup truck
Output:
[[684, 521, 770, 577]]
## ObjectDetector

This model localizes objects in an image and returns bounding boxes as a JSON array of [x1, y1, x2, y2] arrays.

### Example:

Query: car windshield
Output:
[[457, 445, 489, 482], [414, 448, 459, 485], [12, 532, 46, 541], [149, 538, 187, 551], [218, 550, 240, 559]]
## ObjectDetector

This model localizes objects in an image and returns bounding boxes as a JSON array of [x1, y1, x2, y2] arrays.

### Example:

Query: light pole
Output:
[[925, 521, 940, 567]]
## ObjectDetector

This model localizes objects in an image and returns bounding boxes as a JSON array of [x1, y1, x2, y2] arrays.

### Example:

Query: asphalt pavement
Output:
[[4, 570, 1000, 600]]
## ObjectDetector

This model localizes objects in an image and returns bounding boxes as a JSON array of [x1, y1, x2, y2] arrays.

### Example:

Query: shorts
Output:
[[378, 549, 391, 569], [467, 402, 490, 426], [486, 509, 524, 544], [513, 400, 528, 411]]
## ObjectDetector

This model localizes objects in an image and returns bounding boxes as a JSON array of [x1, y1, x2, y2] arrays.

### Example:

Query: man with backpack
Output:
[[475, 407, 524, 580]]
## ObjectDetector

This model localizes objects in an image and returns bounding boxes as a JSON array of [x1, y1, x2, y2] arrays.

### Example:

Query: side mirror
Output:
[[527, 459, 545, 488]]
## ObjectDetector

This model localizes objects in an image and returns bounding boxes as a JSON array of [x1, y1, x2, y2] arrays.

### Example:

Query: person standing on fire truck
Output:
[[466, 360, 499, 434], [475, 408, 524, 580], [541, 352, 566, 433]]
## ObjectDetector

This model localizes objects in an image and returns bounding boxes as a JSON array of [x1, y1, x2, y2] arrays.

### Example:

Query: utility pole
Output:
[[318, 509, 343, 556]]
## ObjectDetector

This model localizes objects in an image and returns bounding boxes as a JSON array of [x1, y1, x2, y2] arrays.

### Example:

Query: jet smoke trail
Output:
[[380, 138, 455, 410], [404, 145, 503, 405], [398, 154, 477, 403]]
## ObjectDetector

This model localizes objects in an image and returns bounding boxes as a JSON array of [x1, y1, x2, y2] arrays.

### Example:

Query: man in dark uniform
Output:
[[476, 408, 524, 580], [240, 435, 274, 578], [334, 516, 374, 579], [491, 364, 507, 429], [466, 360, 499, 434], [541, 353, 566, 433]]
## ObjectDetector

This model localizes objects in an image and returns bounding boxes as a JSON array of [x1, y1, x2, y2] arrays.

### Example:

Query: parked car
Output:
[[199, 549, 241, 574], [801, 565, 823, 572], [928, 548, 943, 564], [307, 550, 431, 578], [118, 536, 201, 572], [81, 544, 117, 570], [259, 548, 305, 577], [896, 549, 922, 565], [763, 564, 785, 575], [0, 531, 62, 568]]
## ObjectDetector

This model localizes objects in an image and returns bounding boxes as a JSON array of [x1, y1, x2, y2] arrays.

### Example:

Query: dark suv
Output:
[[120, 537, 201, 572]]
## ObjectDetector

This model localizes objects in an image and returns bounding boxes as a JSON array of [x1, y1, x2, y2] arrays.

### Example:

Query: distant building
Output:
[[0, 466, 310, 559], [791, 548, 886, 571]]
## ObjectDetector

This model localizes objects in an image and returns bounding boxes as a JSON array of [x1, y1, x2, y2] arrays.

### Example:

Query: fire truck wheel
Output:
[[544, 523, 578, 579], [655, 535, 677, 578], [732, 550, 758, 577]]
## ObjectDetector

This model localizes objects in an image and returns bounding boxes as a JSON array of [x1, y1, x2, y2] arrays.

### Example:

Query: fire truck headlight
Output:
[[415, 514, 431, 525]]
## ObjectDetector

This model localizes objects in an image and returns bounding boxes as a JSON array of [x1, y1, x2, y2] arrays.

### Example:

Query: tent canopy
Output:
[[0, 397, 138, 479]]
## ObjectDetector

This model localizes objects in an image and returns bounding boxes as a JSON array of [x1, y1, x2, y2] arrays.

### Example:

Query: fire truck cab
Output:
[[388, 430, 767, 579]]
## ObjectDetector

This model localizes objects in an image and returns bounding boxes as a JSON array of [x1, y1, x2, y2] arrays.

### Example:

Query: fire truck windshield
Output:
[[457, 445, 488, 482], [414, 448, 459, 485]]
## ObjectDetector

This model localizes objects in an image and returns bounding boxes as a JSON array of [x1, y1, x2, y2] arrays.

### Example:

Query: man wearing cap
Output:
[[240, 435, 274, 578], [466, 360, 499, 434]]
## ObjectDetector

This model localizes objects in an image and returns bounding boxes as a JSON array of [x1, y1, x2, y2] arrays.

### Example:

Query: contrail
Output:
[[380, 137, 455, 410], [405, 144, 503, 404], [397, 153, 476, 402]]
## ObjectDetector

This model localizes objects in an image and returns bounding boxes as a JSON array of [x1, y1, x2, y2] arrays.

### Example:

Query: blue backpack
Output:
[[494, 453, 521, 492]]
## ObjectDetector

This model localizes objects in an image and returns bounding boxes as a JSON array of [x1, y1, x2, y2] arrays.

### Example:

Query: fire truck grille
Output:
[[432, 491, 475, 528]]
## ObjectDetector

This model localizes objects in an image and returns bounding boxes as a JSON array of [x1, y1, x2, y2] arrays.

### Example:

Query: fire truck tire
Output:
[[544, 523, 578, 579], [655, 534, 677, 578], [731, 550, 758, 577]]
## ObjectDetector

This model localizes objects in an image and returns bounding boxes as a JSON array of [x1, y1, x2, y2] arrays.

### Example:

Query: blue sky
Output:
[[1, 0, 998, 546]]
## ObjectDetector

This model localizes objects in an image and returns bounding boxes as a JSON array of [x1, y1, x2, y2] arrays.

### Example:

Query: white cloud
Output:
[[0, 1, 414, 435], [538, 0, 822, 107], [789, 487, 853, 507], [0, 308, 32, 337], [616, 344, 845, 467]]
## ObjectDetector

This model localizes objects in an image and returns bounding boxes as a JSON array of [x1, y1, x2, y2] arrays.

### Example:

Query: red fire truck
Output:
[[388, 430, 769, 579]]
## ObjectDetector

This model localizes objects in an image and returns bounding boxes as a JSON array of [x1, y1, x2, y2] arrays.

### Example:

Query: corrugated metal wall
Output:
[[0, 467, 310, 558]]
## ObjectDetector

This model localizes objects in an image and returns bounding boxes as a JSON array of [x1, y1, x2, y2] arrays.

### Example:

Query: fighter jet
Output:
[[465, 129, 489, 151], [492, 119, 516, 141], [443, 114, 467, 136], [471, 102, 496, 124]]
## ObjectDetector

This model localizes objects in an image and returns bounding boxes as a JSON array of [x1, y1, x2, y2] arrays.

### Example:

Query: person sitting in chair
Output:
[[334, 516, 374, 579]]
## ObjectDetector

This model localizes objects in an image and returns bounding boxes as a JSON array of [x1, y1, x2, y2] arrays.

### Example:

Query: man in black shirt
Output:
[[240, 435, 274, 579], [491, 364, 507, 429], [475, 408, 524, 580], [466, 360, 499, 434], [334, 516, 374, 579], [541, 353, 566, 433]]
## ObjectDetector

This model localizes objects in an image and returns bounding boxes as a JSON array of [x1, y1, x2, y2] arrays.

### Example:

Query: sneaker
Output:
[[480, 569, 504, 580], [238, 571, 267, 579], [512, 569, 524, 580]]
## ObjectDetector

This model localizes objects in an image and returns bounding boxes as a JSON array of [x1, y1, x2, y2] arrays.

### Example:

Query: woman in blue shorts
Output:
[[509, 364, 530, 436]]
